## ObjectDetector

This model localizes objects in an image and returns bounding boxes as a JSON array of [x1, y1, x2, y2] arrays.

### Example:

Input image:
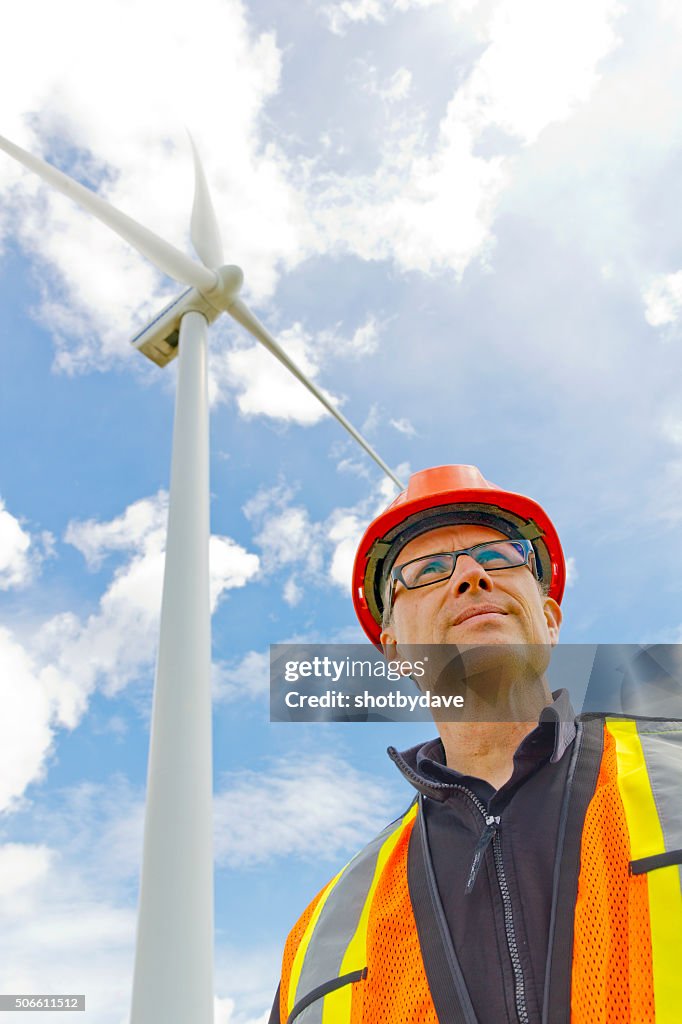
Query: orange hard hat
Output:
[[352, 465, 566, 646]]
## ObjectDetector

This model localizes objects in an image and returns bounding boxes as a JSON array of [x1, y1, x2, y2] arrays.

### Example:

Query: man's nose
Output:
[[450, 555, 493, 595]]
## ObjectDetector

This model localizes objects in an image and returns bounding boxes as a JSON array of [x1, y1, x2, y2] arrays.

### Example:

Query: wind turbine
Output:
[[0, 132, 403, 1024]]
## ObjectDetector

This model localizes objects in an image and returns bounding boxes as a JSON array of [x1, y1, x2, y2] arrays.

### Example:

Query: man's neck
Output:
[[436, 678, 554, 790], [438, 720, 541, 790]]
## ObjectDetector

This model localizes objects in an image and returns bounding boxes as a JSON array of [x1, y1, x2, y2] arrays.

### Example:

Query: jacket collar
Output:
[[388, 688, 577, 801]]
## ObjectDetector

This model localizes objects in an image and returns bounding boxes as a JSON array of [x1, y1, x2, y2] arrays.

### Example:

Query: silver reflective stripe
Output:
[[636, 722, 682, 887], [293, 815, 407, 1024]]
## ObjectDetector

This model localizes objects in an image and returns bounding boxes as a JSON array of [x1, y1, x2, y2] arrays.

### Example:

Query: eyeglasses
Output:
[[387, 537, 538, 611]]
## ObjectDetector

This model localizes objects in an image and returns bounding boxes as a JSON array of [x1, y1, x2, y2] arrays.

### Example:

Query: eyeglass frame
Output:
[[384, 536, 541, 616]]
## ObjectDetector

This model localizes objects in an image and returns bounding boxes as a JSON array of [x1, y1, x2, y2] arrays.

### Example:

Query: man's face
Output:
[[380, 523, 562, 651]]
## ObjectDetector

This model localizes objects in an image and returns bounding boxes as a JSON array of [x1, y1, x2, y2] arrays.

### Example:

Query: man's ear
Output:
[[380, 623, 398, 662], [543, 597, 562, 645]]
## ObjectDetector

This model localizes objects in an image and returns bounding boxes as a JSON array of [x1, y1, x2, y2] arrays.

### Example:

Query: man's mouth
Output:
[[451, 605, 508, 627]]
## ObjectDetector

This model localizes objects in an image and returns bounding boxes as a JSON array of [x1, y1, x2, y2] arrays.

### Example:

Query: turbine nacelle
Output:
[[131, 265, 243, 367]]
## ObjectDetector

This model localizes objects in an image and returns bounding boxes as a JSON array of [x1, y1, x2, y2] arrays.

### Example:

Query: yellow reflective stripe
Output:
[[321, 803, 418, 1024], [607, 719, 682, 1023], [607, 720, 662, 858], [287, 869, 345, 1016]]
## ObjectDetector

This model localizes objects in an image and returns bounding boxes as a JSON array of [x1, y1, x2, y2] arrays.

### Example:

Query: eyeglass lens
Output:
[[397, 539, 532, 590]]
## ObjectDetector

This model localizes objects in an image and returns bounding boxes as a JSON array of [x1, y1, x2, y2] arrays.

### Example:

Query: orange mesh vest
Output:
[[279, 718, 682, 1024]]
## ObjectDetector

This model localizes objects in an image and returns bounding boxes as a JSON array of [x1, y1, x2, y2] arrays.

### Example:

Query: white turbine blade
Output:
[[0, 133, 217, 293], [228, 298, 404, 488], [188, 134, 223, 270]]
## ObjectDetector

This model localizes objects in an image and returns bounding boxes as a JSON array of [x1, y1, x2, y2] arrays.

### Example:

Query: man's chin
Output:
[[441, 619, 524, 646], [420, 642, 553, 721]]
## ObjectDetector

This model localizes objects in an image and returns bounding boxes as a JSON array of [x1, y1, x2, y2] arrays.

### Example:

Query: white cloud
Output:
[[0, 893, 135, 1022], [360, 65, 414, 103], [323, 0, 387, 33], [321, 0, 454, 35], [244, 485, 328, 601], [0, 844, 52, 902], [49, 493, 261, 698], [0, 0, 625, 401], [0, 630, 57, 813], [214, 754, 399, 866], [214, 944, 283, 1024], [213, 650, 270, 703], [210, 537, 261, 609], [655, 0, 682, 33], [0, 750, 399, 1021], [361, 404, 381, 436], [0, 0, 304, 372], [215, 996, 270, 1024], [0, 813, 277, 1024], [312, 121, 506, 278], [336, 455, 374, 480], [0, 493, 260, 810], [209, 315, 382, 422], [661, 416, 682, 445], [344, 316, 382, 357], [283, 577, 303, 606], [454, 0, 623, 146], [565, 556, 578, 587], [64, 494, 167, 569], [65, 490, 258, 610], [210, 323, 340, 425], [390, 416, 417, 437], [328, 511, 368, 591], [0, 499, 52, 589], [0, 0, 624, 381], [643, 270, 682, 330], [243, 471, 404, 600], [380, 68, 413, 103], [245, 486, 317, 573], [312, 0, 623, 277], [0, 499, 33, 589], [652, 458, 682, 525], [647, 417, 682, 527], [42, 495, 172, 702]]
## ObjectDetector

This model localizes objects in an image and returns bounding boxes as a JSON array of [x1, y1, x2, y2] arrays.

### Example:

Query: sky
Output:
[[1, 0, 682, 1020]]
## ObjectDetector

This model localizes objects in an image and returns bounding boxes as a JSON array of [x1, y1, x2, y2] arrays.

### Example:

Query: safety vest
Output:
[[279, 718, 682, 1024]]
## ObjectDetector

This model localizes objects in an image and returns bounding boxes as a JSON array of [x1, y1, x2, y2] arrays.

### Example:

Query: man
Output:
[[270, 465, 682, 1024]]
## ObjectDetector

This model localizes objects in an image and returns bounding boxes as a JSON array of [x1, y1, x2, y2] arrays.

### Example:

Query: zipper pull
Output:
[[465, 815, 500, 895]]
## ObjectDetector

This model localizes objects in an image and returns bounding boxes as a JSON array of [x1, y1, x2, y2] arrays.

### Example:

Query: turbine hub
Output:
[[204, 264, 244, 311]]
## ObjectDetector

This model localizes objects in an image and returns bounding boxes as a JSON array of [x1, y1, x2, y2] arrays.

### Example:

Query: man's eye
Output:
[[414, 558, 449, 579], [477, 549, 511, 565], [476, 542, 526, 567]]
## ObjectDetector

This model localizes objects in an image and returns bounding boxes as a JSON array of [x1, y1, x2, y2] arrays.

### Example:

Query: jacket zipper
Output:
[[456, 787, 529, 1024], [492, 830, 530, 1024], [387, 749, 530, 1024], [465, 814, 500, 894]]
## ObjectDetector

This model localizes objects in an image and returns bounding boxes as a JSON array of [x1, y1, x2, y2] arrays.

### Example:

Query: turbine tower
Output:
[[0, 132, 403, 1024]]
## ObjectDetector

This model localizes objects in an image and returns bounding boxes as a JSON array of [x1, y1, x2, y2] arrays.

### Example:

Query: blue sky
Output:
[[2, 0, 682, 1020]]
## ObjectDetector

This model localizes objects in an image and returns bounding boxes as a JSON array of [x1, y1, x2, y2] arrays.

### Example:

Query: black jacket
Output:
[[270, 690, 577, 1024]]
